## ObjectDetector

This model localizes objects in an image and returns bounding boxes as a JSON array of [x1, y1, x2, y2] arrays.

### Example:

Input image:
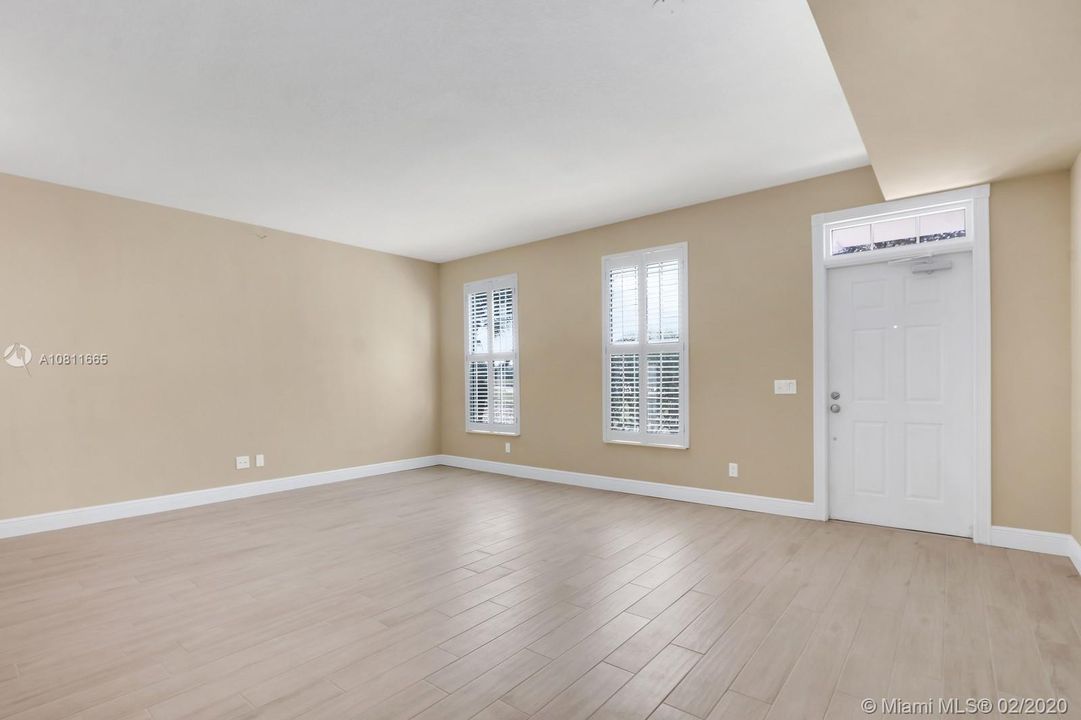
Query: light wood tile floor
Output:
[[1, 465, 1079, 719]]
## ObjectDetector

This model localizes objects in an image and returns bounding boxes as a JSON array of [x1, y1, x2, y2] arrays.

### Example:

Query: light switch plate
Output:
[[236, 455, 250, 470], [774, 379, 797, 395], [255, 454, 265, 467], [728, 463, 739, 478]]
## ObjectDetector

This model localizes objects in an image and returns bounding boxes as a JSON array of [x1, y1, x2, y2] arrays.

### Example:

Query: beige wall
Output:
[[3, 166, 1071, 534], [1072, 153, 1081, 544], [0, 173, 440, 520], [441, 167, 883, 503], [440, 167, 1073, 532], [990, 171, 1072, 533]]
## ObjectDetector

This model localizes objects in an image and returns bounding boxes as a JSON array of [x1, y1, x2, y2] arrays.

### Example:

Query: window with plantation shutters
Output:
[[603, 244, 687, 448], [464, 275, 519, 434]]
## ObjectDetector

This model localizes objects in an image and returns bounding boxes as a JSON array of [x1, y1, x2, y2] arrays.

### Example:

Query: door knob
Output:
[[830, 404, 841, 413]]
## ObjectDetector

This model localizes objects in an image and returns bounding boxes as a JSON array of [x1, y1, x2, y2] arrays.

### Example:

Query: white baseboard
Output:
[[437, 454, 822, 520], [1070, 534, 1081, 576], [0, 455, 442, 539], [7, 453, 1078, 576], [989, 525, 1081, 574]]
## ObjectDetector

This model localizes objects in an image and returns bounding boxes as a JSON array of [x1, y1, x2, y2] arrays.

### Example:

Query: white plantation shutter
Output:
[[609, 266, 639, 344], [465, 275, 519, 434], [491, 360, 516, 424], [647, 259, 680, 342], [491, 287, 515, 353], [468, 360, 489, 424], [603, 244, 687, 447], [468, 291, 489, 354], [647, 352, 681, 434], [608, 354, 640, 432]]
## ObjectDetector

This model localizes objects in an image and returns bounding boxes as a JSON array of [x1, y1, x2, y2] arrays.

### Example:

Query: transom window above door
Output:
[[824, 200, 974, 267]]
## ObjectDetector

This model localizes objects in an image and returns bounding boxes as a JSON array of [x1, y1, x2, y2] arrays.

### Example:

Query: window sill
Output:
[[604, 438, 688, 450], [467, 429, 521, 437]]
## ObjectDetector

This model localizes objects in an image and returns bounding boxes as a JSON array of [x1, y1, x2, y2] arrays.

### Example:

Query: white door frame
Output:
[[811, 184, 992, 543]]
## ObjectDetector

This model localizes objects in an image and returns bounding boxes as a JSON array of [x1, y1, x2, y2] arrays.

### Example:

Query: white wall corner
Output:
[[989, 525, 1081, 573], [1068, 533, 1081, 576]]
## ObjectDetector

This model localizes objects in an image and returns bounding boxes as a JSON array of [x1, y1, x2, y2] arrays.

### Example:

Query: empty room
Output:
[[2, 1, 1081, 719]]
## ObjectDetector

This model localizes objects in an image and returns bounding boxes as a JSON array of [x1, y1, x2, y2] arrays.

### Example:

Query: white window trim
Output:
[[601, 242, 689, 449], [464, 274, 520, 436]]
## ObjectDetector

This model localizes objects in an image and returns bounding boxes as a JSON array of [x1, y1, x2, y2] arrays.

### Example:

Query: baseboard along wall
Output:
[[0, 456, 440, 539], [3, 454, 1080, 575]]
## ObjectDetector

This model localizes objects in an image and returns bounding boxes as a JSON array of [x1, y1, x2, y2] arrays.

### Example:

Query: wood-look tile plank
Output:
[[326, 602, 502, 692], [886, 668, 943, 720], [438, 594, 563, 658], [531, 661, 632, 720], [502, 612, 646, 715], [0, 662, 170, 720], [942, 541, 1000, 715], [1035, 637, 1081, 709], [647, 703, 700, 720], [889, 588, 945, 688], [865, 530, 919, 612], [626, 563, 713, 620], [822, 691, 867, 720], [705, 690, 771, 720], [472, 699, 530, 720], [606, 590, 714, 673], [789, 530, 862, 612], [664, 611, 775, 718], [835, 605, 902, 700], [976, 545, 1025, 611], [426, 602, 580, 692], [172, 694, 255, 720], [590, 646, 701, 720], [1048, 564, 1081, 643], [239, 679, 341, 720], [763, 581, 865, 720], [730, 605, 818, 703], [672, 579, 763, 653], [985, 603, 1054, 699], [290, 646, 457, 718], [1007, 549, 1081, 646], [356, 679, 446, 720], [527, 583, 649, 658], [414, 649, 550, 720]]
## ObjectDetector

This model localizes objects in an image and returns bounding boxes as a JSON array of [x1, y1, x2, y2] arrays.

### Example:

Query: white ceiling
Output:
[[0, 0, 867, 262]]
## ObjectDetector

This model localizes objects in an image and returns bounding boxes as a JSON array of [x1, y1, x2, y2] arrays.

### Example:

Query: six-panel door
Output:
[[827, 253, 974, 537]]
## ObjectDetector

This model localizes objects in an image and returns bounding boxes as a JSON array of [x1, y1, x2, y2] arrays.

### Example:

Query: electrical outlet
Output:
[[255, 454, 265, 468], [504, 442, 511, 454], [236, 455, 250, 470], [728, 462, 739, 478], [774, 379, 797, 395]]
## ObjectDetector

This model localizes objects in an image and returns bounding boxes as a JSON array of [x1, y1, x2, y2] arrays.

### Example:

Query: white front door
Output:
[[827, 253, 973, 537]]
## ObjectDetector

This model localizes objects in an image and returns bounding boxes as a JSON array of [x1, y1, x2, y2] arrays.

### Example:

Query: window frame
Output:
[[601, 242, 689, 449], [463, 274, 520, 436]]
